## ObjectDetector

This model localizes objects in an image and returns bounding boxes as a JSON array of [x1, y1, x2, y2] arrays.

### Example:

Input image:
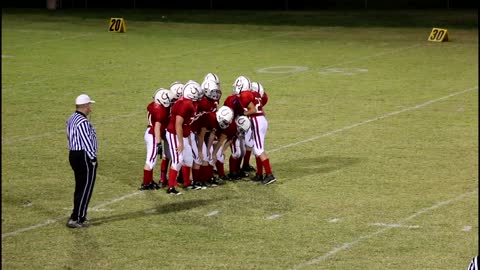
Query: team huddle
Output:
[[142, 73, 276, 195]]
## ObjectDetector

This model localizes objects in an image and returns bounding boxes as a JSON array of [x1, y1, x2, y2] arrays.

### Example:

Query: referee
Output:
[[66, 94, 98, 228]]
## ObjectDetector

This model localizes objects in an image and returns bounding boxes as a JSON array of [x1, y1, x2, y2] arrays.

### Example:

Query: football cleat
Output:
[[251, 174, 264, 182], [66, 218, 88, 229], [262, 174, 276, 185], [139, 183, 152, 190], [183, 184, 202, 190], [242, 165, 256, 172], [166, 187, 182, 195]]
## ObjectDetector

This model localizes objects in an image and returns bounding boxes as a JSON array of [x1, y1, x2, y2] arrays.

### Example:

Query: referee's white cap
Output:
[[76, 94, 96, 105]]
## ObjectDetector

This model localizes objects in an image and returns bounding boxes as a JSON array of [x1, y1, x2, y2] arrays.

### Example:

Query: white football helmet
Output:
[[232, 75, 251, 95], [182, 81, 202, 101], [152, 89, 160, 100], [202, 79, 222, 101], [169, 81, 184, 102], [251, 81, 265, 97], [216, 106, 234, 129], [204, 73, 220, 87], [235, 115, 251, 133], [154, 88, 172, 107]]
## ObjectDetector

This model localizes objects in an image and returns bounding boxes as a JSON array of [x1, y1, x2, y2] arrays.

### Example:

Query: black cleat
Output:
[[193, 181, 207, 190], [242, 165, 256, 172], [183, 184, 202, 190], [238, 170, 249, 178], [66, 218, 88, 229], [167, 187, 182, 195], [218, 175, 229, 181], [228, 173, 240, 180], [139, 183, 153, 190], [251, 174, 264, 182], [262, 174, 277, 185], [148, 181, 161, 190], [207, 178, 220, 187]]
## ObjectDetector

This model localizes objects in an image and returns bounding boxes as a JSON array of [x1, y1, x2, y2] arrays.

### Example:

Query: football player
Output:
[[165, 81, 202, 195], [191, 106, 234, 186], [235, 76, 276, 185], [211, 115, 251, 181], [141, 88, 172, 190]]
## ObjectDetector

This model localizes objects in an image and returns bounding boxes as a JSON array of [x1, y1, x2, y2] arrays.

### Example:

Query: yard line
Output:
[[370, 223, 420, 229], [290, 191, 477, 270], [270, 86, 478, 153], [1, 86, 476, 240], [1, 192, 140, 239]]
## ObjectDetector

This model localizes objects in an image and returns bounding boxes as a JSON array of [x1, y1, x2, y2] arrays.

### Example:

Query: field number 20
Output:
[[108, 18, 126, 33]]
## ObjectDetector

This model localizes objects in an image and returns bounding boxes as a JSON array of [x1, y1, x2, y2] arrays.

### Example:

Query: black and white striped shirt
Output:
[[468, 256, 478, 270], [66, 111, 98, 160]]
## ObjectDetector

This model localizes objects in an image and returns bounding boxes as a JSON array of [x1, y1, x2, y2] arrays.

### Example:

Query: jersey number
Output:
[[254, 97, 263, 114]]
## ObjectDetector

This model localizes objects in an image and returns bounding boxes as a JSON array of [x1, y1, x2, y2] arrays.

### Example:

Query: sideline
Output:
[[2, 86, 477, 239]]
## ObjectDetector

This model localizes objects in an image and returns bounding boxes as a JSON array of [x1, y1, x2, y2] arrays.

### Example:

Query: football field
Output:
[[2, 8, 478, 269]]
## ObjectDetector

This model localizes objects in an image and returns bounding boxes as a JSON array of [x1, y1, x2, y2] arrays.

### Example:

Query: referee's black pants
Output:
[[69, 150, 98, 223]]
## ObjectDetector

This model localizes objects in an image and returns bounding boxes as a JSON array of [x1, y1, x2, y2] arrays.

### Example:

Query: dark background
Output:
[[3, 0, 478, 9]]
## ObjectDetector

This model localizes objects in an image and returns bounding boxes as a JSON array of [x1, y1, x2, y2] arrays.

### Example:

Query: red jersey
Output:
[[223, 94, 244, 117], [261, 92, 268, 106], [197, 96, 218, 113], [191, 111, 219, 134], [215, 120, 237, 140], [147, 102, 170, 137], [238, 91, 264, 117], [166, 97, 196, 137]]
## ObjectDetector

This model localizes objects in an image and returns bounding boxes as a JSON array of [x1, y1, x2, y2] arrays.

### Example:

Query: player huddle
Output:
[[142, 73, 276, 195]]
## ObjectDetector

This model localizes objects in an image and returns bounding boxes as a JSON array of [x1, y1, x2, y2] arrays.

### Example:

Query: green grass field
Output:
[[2, 8, 478, 270]]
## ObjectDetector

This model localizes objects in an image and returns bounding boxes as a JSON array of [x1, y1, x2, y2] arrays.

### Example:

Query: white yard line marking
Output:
[[2, 192, 140, 239], [370, 223, 420, 229], [1, 86, 477, 239], [206, 210, 220, 217], [270, 86, 478, 154], [462, 226, 472, 232], [290, 191, 477, 270], [63, 207, 113, 212], [265, 214, 282, 220]]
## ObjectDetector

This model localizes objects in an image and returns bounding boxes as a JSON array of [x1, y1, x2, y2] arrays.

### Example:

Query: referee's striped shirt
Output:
[[468, 256, 478, 270], [66, 111, 98, 160]]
